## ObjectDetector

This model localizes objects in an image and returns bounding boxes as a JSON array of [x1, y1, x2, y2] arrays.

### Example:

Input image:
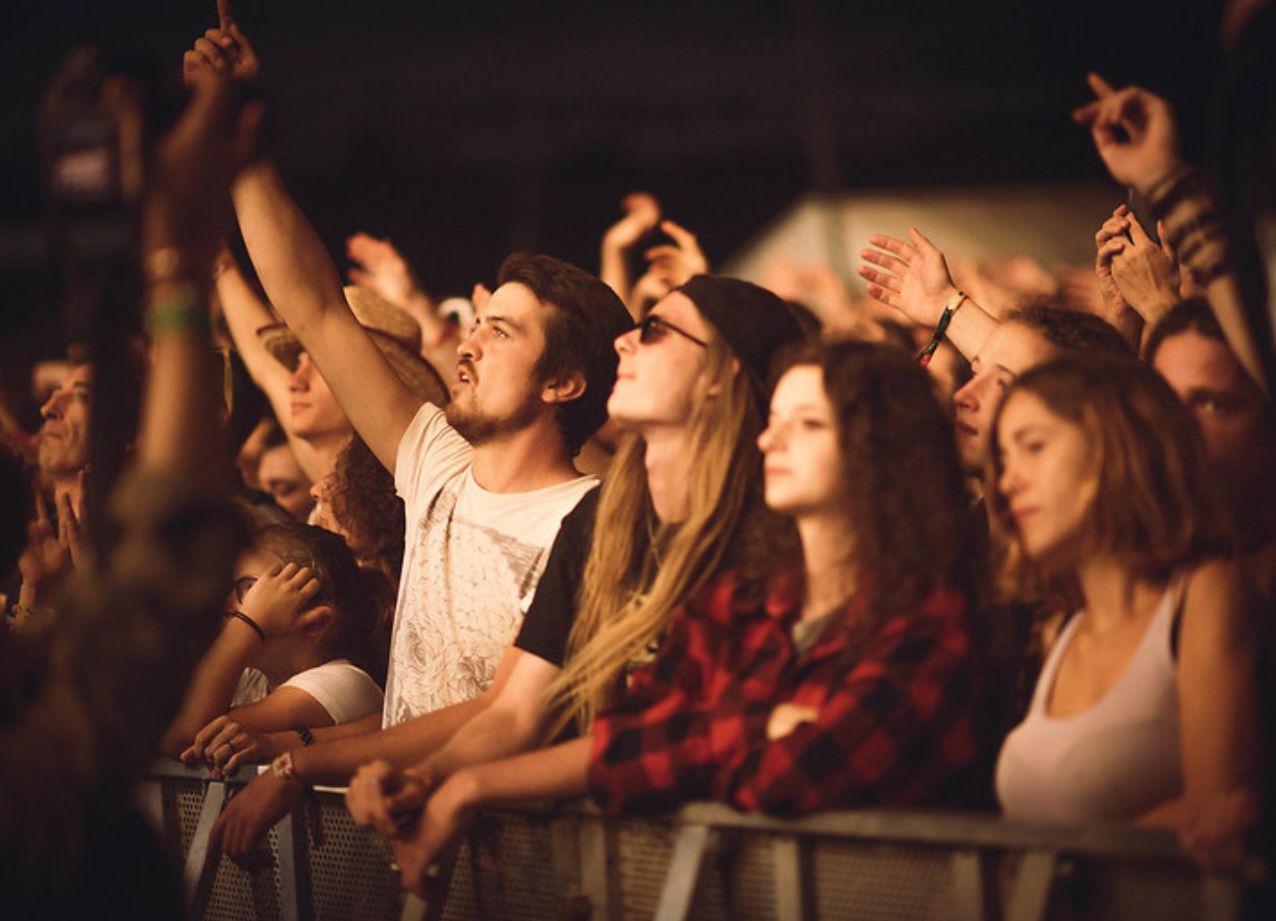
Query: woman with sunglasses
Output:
[[347, 276, 804, 892], [991, 356, 1260, 868], [587, 338, 989, 815]]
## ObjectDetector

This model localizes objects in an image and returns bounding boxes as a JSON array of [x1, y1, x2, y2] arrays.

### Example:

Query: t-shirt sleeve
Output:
[[514, 487, 599, 667], [394, 401, 474, 513], [281, 660, 385, 726]]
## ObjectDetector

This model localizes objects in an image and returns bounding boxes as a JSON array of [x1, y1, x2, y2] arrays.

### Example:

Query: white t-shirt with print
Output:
[[383, 402, 598, 726]]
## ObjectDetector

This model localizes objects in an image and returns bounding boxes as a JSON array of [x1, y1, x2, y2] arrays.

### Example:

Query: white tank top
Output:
[[995, 578, 1185, 824]]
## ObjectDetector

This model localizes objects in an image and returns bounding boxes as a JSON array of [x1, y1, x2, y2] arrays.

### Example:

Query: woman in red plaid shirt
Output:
[[588, 338, 992, 814]]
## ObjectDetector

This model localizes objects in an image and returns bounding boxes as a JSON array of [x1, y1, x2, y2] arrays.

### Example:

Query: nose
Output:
[[757, 419, 784, 454], [614, 326, 639, 357], [953, 374, 982, 413], [456, 324, 483, 362], [289, 356, 312, 392], [997, 457, 1022, 501], [40, 388, 66, 420]]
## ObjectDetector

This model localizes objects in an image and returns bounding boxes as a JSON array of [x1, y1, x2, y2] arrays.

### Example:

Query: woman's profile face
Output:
[[608, 291, 714, 430], [757, 364, 843, 517], [995, 390, 1096, 561]]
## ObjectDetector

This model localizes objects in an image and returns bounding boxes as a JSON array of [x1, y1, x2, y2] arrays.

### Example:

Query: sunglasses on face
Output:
[[637, 314, 708, 349]]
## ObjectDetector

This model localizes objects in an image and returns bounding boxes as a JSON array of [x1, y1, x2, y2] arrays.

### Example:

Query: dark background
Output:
[[0, 0, 1226, 365]]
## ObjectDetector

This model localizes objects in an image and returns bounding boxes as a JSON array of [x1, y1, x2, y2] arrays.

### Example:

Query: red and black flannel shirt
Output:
[[588, 570, 981, 816]]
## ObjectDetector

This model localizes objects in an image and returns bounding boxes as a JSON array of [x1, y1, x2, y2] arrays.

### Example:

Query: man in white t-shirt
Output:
[[193, 27, 633, 858]]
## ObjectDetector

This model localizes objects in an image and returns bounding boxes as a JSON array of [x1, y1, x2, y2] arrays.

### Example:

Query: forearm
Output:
[[422, 699, 545, 783], [231, 160, 348, 336], [160, 622, 260, 756], [1148, 171, 1266, 391], [465, 736, 592, 806], [294, 696, 484, 787], [944, 295, 999, 361]]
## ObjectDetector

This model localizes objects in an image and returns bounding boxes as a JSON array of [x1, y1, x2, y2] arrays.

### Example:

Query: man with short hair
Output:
[[189, 19, 634, 859], [36, 363, 93, 510]]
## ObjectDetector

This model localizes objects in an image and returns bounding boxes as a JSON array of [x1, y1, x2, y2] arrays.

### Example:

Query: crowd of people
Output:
[[3, 1, 1275, 913]]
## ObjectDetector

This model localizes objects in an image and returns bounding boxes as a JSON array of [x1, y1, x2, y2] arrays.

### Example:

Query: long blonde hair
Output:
[[546, 323, 770, 735]]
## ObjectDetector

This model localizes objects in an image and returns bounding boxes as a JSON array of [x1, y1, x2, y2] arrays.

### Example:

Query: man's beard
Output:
[[445, 391, 545, 446]]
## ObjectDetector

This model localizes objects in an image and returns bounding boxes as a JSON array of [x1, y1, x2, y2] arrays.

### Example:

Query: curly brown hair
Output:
[[774, 337, 986, 633], [325, 435, 406, 587]]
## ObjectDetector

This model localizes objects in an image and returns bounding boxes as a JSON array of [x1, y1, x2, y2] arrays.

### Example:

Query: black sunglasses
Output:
[[637, 314, 708, 349]]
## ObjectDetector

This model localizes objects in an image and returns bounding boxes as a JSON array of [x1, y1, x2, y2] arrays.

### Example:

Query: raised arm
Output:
[[185, 25, 425, 471], [214, 251, 324, 481], [1073, 73, 1266, 391], [859, 228, 999, 360]]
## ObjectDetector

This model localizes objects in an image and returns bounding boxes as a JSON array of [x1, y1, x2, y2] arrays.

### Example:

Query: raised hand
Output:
[[645, 219, 708, 284], [183, 714, 281, 778], [346, 759, 435, 838], [183, 1, 261, 86], [1094, 204, 1134, 317], [1111, 214, 1179, 326], [1072, 73, 1183, 193], [858, 227, 958, 327], [236, 562, 322, 637], [602, 192, 661, 252], [346, 233, 426, 308]]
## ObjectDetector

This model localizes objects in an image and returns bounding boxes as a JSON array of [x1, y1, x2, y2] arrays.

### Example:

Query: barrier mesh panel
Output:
[[307, 795, 403, 921], [810, 839, 953, 921], [690, 831, 781, 921], [616, 817, 677, 920], [445, 809, 563, 920], [1063, 856, 1206, 921]]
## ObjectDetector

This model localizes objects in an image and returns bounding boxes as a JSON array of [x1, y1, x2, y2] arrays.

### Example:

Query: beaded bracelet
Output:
[[294, 725, 315, 747], [918, 290, 967, 368]]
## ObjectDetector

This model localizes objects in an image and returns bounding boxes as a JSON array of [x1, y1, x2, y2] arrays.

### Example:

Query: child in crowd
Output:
[[161, 522, 392, 774], [587, 339, 990, 814], [992, 356, 1260, 867]]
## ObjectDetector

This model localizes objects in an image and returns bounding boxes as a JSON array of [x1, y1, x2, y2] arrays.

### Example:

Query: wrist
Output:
[[271, 749, 308, 791], [447, 767, 484, 811]]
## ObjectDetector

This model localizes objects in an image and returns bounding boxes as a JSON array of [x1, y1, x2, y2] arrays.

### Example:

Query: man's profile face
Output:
[[951, 322, 1057, 475], [1153, 330, 1276, 496], [38, 363, 93, 477], [445, 281, 554, 444]]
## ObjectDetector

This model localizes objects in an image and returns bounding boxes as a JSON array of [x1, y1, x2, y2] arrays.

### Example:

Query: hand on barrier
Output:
[[1072, 73, 1184, 195], [858, 228, 959, 327], [209, 770, 304, 867], [1177, 788, 1258, 873], [393, 770, 479, 898], [183, 715, 281, 778], [346, 759, 435, 838]]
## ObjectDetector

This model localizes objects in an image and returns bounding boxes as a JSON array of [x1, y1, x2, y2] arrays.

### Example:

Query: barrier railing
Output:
[[140, 759, 1254, 921]]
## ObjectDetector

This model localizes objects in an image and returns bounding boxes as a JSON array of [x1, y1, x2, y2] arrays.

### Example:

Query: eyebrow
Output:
[[482, 314, 523, 333]]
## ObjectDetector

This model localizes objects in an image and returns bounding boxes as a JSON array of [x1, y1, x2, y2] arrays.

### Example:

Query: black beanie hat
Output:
[[676, 275, 806, 410]]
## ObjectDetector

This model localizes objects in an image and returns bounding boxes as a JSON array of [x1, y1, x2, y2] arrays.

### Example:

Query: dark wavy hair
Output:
[[499, 253, 634, 455], [257, 523, 394, 687], [773, 337, 985, 631], [325, 434, 405, 587]]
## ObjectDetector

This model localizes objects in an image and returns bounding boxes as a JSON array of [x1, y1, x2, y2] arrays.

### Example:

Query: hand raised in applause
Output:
[[858, 227, 959, 327]]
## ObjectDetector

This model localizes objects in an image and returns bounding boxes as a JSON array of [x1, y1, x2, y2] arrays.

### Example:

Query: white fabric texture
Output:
[[383, 402, 597, 726], [996, 578, 1184, 824], [279, 659, 384, 725]]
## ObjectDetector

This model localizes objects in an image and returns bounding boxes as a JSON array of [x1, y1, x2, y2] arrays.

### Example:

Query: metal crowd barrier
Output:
[[139, 759, 1255, 921]]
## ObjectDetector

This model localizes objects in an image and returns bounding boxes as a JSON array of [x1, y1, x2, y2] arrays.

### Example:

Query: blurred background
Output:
[[0, 0, 1227, 386]]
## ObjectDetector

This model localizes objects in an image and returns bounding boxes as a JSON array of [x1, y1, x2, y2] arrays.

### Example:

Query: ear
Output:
[[541, 370, 587, 405], [297, 604, 335, 640], [704, 356, 740, 398]]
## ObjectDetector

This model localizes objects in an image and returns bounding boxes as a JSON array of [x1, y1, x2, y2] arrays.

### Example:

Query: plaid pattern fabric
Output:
[[588, 570, 980, 815]]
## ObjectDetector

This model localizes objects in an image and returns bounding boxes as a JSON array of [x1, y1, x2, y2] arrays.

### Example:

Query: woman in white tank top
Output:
[[986, 356, 1260, 866]]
